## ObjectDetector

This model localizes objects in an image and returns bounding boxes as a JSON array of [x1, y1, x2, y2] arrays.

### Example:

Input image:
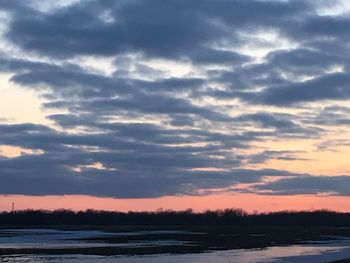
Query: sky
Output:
[[1, 0, 350, 212]]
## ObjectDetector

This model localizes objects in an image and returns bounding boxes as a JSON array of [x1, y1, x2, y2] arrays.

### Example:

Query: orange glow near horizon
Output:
[[1, 194, 350, 213]]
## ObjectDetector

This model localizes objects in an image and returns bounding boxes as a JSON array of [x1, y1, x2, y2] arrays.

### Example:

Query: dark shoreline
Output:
[[3, 209, 350, 227]]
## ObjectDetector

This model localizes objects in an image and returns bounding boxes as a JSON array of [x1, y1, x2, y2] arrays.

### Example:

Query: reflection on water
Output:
[[1, 246, 350, 263], [1, 229, 350, 262], [0, 229, 191, 249]]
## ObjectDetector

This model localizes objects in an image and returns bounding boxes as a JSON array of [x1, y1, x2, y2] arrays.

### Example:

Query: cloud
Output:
[[233, 112, 321, 137], [0, 0, 350, 198], [3, 0, 311, 59], [238, 73, 350, 106], [246, 150, 308, 164], [254, 175, 350, 196], [304, 106, 350, 127], [0, 117, 306, 197]]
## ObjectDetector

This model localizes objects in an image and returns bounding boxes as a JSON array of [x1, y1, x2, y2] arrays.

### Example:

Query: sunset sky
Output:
[[1, 0, 350, 212]]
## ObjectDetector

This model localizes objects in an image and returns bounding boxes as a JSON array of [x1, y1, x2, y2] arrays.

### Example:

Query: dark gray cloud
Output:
[[0, 120, 245, 197], [2, 0, 311, 59], [254, 175, 350, 196], [304, 106, 350, 127], [0, 121, 297, 197], [233, 112, 321, 137], [246, 150, 308, 164], [236, 73, 350, 105], [265, 48, 348, 75], [212, 47, 350, 105], [0, 0, 350, 198]]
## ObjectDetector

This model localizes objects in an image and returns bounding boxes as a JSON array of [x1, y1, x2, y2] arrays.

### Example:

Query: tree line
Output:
[[0, 209, 349, 226]]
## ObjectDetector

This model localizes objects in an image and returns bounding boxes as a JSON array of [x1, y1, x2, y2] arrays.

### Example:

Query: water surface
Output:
[[1, 229, 350, 262]]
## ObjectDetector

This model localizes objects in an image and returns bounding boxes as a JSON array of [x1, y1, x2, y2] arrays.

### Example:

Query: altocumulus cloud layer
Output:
[[0, 0, 350, 197]]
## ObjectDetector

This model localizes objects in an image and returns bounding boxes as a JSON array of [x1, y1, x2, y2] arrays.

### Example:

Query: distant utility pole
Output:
[[11, 202, 15, 212]]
